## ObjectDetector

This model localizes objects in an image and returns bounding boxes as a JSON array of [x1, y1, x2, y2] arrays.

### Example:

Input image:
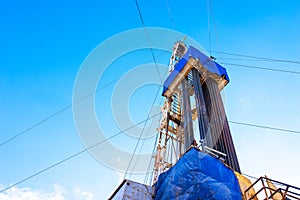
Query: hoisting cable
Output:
[[207, 0, 212, 56], [134, 0, 163, 82]]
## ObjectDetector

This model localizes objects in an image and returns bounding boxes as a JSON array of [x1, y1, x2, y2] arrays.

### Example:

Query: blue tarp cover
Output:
[[155, 148, 242, 200], [162, 46, 229, 96]]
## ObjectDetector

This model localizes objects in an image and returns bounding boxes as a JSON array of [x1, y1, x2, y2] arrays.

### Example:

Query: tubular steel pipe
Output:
[[202, 77, 241, 173], [192, 68, 212, 146], [181, 78, 194, 151]]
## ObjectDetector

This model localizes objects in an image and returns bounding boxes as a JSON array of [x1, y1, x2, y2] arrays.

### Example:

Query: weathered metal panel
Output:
[[109, 179, 154, 200]]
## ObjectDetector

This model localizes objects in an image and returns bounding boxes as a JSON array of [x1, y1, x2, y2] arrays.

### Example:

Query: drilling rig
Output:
[[109, 41, 300, 200]]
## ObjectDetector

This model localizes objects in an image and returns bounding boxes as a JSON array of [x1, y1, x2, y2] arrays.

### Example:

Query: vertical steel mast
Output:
[[152, 41, 240, 184], [152, 41, 187, 183]]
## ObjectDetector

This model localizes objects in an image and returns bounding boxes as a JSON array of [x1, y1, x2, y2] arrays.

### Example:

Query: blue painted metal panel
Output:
[[183, 46, 229, 81], [162, 46, 229, 96], [162, 57, 188, 96], [155, 148, 242, 200]]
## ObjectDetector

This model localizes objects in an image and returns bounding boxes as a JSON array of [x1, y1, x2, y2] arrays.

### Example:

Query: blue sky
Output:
[[1, 0, 300, 199]]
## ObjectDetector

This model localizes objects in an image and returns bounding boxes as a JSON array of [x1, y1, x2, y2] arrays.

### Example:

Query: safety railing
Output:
[[245, 176, 300, 200]]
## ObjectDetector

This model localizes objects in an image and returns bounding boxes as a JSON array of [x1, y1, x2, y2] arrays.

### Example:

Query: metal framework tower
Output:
[[110, 42, 300, 200], [152, 42, 187, 183], [152, 41, 240, 184]]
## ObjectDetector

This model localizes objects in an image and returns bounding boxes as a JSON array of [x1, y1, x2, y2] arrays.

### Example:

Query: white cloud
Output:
[[73, 186, 94, 200], [0, 184, 94, 200], [0, 184, 66, 200], [238, 97, 246, 104], [116, 170, 125, 184], [238, 96, 251, 106]]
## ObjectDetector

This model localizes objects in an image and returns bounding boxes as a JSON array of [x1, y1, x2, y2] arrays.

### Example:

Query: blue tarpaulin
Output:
[[155, 148, 242, 200], [162, 46, 229, 96]]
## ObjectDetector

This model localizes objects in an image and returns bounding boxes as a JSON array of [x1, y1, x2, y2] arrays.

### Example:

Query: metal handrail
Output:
[[245, 176, 300, 200]]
